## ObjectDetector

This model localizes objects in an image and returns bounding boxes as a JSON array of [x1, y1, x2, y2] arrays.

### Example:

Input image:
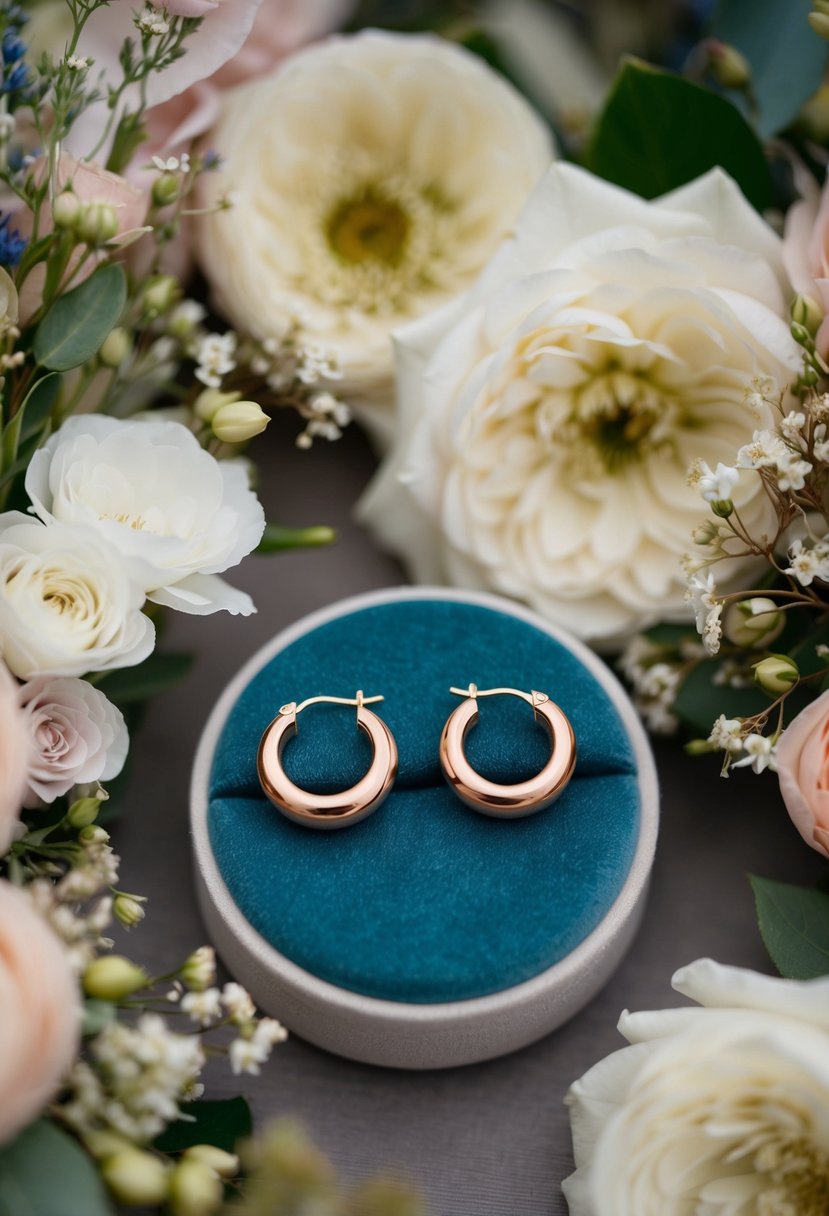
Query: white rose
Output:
[[0, 662, 29, 850], [358, 164, 801, 644], [563, 958, 829, 1215], [0, 515, 155, 679], [19, 676, 128, 805], [197, 30, 553, 444], [26, 416, 265, 616]]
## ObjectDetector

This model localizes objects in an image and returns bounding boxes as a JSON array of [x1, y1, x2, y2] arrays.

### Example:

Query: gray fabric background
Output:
[[113, 416, 826, 1215]]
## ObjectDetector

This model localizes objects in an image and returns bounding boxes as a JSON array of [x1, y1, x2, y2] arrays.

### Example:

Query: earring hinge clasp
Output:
[[449, 684, 549, 711], [281, 691, 384, 717]]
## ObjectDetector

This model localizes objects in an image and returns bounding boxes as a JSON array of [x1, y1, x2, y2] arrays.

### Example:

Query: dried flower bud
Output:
[[791, 293, 823, 337], [152, 172, 182, 208], [706, 39, 751, 89], [66, 796, 102, 829], [76, 202, 119, 246], [113, 893, 147, 929], [52, 190, 81, 230], [83, 955, 148, 1000], [753, 653, 799, 696], [194, 388, 240, 422], [168, 1159, 223, 1216], [102, 1150, 169, 1207], [183, 1145, 240, 1178], [99, 326, 132, 368], [211, 400, 270, 444], [141, 275, 180, 318], [723, 597, 785, 649]]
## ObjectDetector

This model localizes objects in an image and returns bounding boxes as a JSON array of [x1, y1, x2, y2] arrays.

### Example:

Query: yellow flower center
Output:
[[755, 1135, 829, 1216], [327, 190, 410, 267]]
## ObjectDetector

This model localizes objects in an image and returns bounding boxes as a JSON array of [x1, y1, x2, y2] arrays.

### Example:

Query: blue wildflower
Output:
[[2, 32, 24, 64], [0, 214, 26, 266], [1, 60, 27, 93]]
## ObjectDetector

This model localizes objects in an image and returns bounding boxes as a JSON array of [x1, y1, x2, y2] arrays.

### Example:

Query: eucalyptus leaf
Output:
[[33, 264, 126, 372], [711, 0, 827, 137], [0, 1120, 114, 1216], [589, 59, 771, 210], [256, 523, 336, 553], [154, 1097, 252, 1154], [673, 658, 768, 736], [94, 651, 194, 706], [750, 875, 829, 979], [1, 373, 61, 474]]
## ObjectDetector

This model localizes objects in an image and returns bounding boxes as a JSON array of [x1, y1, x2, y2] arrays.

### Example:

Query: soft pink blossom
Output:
[[19, 676, 129, 807], [777, 688, 829, 858], [0, 663, 28, 852], [0, 880, 81, 1145], [150, 0, 221, 15], [782, 163, 829, 356]]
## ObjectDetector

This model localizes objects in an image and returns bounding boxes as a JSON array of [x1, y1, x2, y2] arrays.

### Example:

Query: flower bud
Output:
[[152, 172, 182, 208], [809, 9, 829, 39], [211, 400, 270, 444], [52, 190, 81, 230], [685, 738, 715, 755], [753, 653, 799, 696], [141, 274, 180, 318], [181, 946, 216, 991], [84, 1130, 133, 1160], [710, 499, 733, 519], [706, 39, 751, 89], [76, 201, 119, 246], [102, 1150, 169, 1207], [99, 326, 132, 368], [791, 320, 815, 349], [168, 1159, 223, 1216], [83, 956, 148, 1001], [692, 520, 720, 546], [79, 824, 109, 845], [799, 83, 829, 142], [113, 893, 147, 929], [183, 1145, 240, 1178], [66, 796, 102, 829], [791, 293, 823, 337], [194, 388, 240, 423], [799, 364, 820, 387], [723, 597, 785, 649]]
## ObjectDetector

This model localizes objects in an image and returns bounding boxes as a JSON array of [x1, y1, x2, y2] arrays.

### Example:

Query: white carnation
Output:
[[359, 164, 800, 644], [19, 675, 128, 805], [563, 959, 829, 1216], [26, 416, 265, 616], [196, 30, 553, 443], [0, 515, 154, 678]]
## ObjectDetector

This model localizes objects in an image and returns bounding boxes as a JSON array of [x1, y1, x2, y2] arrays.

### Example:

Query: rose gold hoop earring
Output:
[[439, 684, 576, 818], [257, 692, 398, 829]]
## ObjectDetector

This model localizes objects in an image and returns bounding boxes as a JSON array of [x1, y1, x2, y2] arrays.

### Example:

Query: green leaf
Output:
[[750, 875, 829, 979], [82, 999, 117, 1037], [1, 373, 61, 473], [643, 623, 697, 648], [33, 264, 126, 372], [154, 1098, 252, 1155], [711, 0, 827, 138], [673, 658, 768, 736], [93, 651, 194, 706], [589, 59, 771, 210], [790, 620, 829, 678], [0, 1120, 114, 1216], [256, 523, 336, 554]]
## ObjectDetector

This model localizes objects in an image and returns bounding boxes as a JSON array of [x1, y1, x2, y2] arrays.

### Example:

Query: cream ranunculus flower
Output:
[[563, 958, 829, 1216], [197, 30, 553, 442], [0, 516, 155, 679], [26, 416, 265, 616], [19, 676, 129, 806], [0, 880, 81, 1145], [358, 164, 801, 643]]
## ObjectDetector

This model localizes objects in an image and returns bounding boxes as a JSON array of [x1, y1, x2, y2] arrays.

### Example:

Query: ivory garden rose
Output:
[[776, 688, 829, 859], [197, 30, 553, 441], [359, 164, 801, 644], [564, 959, 829, 1216]]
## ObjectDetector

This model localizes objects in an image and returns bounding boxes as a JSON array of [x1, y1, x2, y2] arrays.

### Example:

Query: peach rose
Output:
[[777, 688, 829, 858], [0, 881, 81, 1144], [0, 662, 28, 852]]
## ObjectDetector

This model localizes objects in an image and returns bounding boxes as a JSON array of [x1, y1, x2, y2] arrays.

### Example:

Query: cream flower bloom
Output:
[[197, 31, 553, 442], [0, 880, 81, 1145], [26, 417, 265, 616], [0, 516, 155, 679], [563, 959, 829, 1216], [359, 164, 800, 643]]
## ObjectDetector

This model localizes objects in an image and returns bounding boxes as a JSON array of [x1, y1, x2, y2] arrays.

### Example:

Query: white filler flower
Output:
[[26, 416, 265, 616], [197, 30, 553, 442], [359, 164, 800, 644], [0, 516, 155, 679], [563, 959, 829, 1216]]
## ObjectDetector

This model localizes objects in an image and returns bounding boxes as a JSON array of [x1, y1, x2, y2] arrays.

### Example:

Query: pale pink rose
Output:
[[782, 163, 829, 356], [0, 663, 28, 852], [151, 0, 220, 14], [777, 688, 829, 858], [19, 676, 129, 807], [0, 880, 81, 1144]]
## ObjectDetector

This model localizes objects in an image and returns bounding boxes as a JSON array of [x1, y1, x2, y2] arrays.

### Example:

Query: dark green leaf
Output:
[[589, 59, 771, 210], [256, 523, 336, 554], [711, 0, 827, 138], [33, 264, 126, 372], [674, 658, 768, 736], [750, 875, 829, 979], [0, 1120, 114, 1216], [790, 620, 829, 678], [643, 623, 697, 648], [93, 651, 194, 706], [1, 374, 61, 474], [154, 1098, 252, 1154]]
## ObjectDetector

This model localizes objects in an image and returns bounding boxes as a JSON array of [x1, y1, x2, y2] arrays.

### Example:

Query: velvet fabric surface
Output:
[[207, 599, 641, 1003]]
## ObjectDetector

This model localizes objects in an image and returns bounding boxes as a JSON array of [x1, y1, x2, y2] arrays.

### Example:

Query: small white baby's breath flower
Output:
[[229, 1037, 267, 1076], [695, 461, 739, 504], [732, 732, 776, 774], [221, 982, 256, 1025], [66, 55, 89, 70], [180, 987, 223, 1026], [708, 715, 744, 753], [137, 7, 169, 34]]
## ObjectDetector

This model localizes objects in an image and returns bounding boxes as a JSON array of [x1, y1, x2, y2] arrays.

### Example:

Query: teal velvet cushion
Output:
[[208, 599, 640, 1003]]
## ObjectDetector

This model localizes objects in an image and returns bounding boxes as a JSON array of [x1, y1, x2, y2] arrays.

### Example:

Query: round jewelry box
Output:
[[190, 587, 659, 1069]]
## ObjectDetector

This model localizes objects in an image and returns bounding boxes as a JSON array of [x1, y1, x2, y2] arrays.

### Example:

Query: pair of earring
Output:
[[257, 684, 576, 830]]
